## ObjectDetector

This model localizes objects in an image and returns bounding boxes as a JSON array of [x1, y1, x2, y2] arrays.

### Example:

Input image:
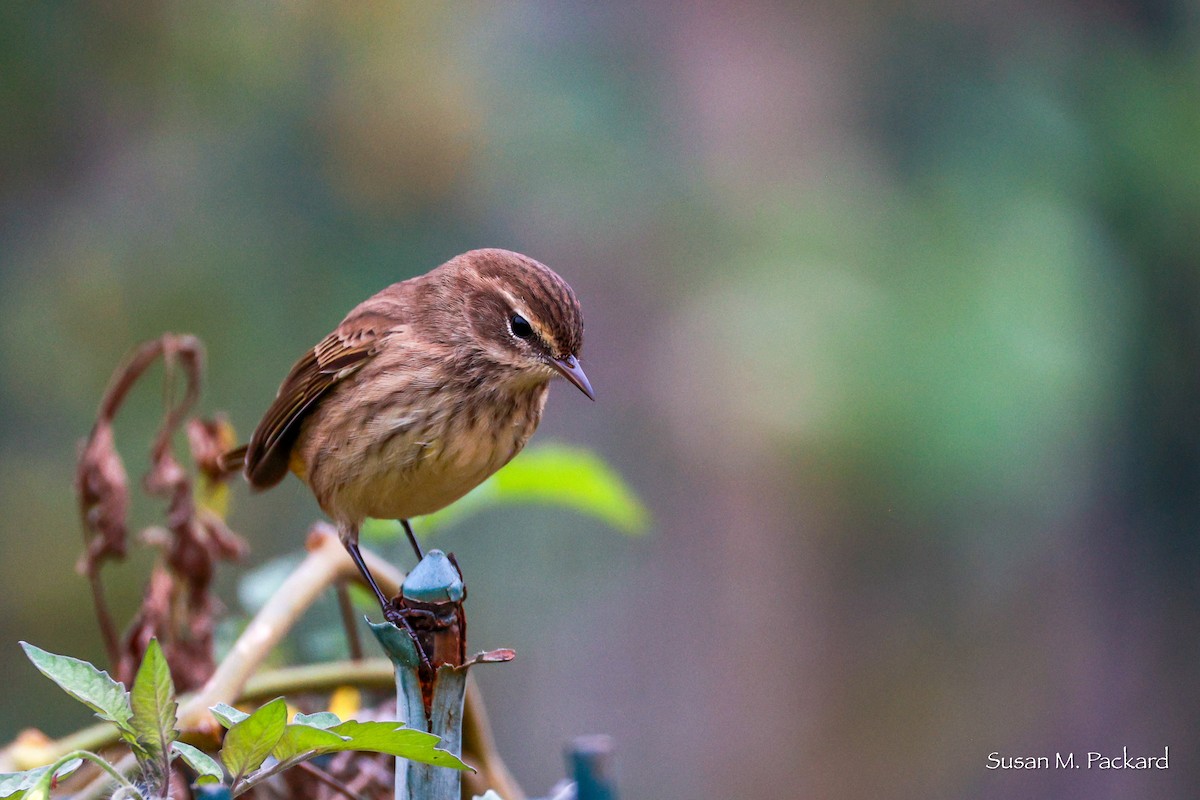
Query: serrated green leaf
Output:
[[210, 703, 249, 729], [20, 642, 133, 731], [128, 640, 178, 783], [292, 711, 340, 729], [172, 742, 224, 785], [219, 698, 286, 784], [271, 724, 349, 762], [327, 720, 469, 770]]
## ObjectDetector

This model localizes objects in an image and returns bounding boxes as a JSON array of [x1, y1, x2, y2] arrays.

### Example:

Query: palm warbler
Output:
[[224, 249, 593, 619]]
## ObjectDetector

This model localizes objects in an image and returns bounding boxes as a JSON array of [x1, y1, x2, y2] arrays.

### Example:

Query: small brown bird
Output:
[[224, 248, 593, 621]]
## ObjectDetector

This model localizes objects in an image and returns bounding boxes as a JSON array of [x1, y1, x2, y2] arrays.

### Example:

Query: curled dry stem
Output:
[[76, 337, 182, 664]]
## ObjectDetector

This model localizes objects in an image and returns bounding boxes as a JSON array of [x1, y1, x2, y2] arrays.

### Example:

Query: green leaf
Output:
[[270, 724, 349, 762], [326, 720, 469, 770], [0, 769, 37, 797], [0, 769, 34, 798], [21, 759, 86, 800], [0, 764, 72, 799], [219, 698, 287, 784], [171, 742, 224, 785], [20, 642, 133, 731], [127, 640, 178, 783], [363, 444, 649, 540], [292, 711, 340, 729], [210, 703, 249, 728]]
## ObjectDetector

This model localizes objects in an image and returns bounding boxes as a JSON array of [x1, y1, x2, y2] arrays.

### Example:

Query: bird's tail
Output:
[[217, 444, 249, 475]]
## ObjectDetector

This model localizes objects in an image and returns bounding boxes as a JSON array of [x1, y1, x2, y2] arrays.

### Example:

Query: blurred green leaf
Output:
[[19, 643, 133, 731], [172, 742, 224, 785], [362, 444, 648, 541], [127, 639, 177, 784], [219, 697, 286, 785]]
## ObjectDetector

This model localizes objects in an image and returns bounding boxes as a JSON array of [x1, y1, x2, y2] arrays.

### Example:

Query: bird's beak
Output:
[[552, 354, 595, 400]]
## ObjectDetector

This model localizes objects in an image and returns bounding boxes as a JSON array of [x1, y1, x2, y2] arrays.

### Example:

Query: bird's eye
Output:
[[510, 314, 534, 339]]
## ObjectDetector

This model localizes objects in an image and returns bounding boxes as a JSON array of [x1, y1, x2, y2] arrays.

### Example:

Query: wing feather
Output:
[[243, 316, 388, 488]]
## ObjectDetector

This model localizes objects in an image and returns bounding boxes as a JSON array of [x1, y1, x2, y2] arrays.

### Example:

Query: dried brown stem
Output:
[[76, 334, 212, 673], [147, 334, 203, 464], [96, 337, 177, 422]]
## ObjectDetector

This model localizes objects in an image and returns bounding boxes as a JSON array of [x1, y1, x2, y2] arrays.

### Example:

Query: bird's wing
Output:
[[243, 314, 391, 488]]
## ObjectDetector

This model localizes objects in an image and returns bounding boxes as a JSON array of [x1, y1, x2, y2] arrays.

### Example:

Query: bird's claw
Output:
[[384, 604, 433, 671]]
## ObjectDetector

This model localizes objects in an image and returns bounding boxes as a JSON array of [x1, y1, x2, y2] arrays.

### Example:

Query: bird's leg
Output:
[[337, 522, 432, 670], [400, 518, 423, 561], [339, 522, 392, 610]]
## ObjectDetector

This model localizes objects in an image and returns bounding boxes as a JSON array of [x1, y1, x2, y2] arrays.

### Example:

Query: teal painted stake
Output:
[[568, 735, 618, 800], [370, 549, 512, 800]]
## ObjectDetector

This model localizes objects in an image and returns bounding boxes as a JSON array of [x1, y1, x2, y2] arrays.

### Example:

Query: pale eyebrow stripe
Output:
[[494, 284, 559, 350]]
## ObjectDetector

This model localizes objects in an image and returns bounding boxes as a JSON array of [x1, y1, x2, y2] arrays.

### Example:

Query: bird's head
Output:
[[447, 249, 594, 400]]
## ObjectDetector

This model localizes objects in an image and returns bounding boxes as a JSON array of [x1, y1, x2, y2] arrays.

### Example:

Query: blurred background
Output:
[[2, 2, 1199, 798]]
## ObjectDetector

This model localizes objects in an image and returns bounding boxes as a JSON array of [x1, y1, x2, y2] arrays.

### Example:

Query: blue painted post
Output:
[[369, 549, 513, 800], [568, 735, 618, 800]]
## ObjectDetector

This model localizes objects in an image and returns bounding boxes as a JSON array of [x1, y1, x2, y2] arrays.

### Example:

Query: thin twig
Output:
[[297, 761, 368, 800], [148, 335, 203, 465], [177, 525, 402, 729], [87, 573, 122, 671], [336, 582, 364, 661], [237, 757, 368, 799]]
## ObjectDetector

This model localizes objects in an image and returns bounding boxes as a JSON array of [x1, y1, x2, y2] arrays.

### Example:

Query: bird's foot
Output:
[[383, 603, 433, 672]]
